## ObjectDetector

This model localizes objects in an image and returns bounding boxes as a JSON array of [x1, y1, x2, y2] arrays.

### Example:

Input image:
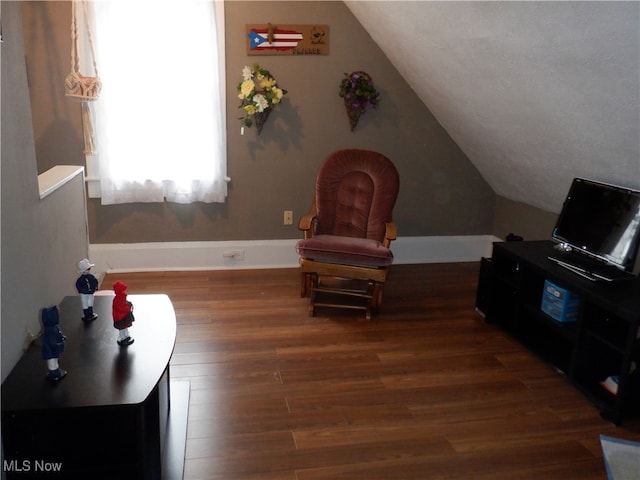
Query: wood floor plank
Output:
[[294, 442, 603, 480], [103, 263, 640, 480]]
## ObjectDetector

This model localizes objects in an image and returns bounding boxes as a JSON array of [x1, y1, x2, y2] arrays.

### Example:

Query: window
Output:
[[84, 0, 227, 204]]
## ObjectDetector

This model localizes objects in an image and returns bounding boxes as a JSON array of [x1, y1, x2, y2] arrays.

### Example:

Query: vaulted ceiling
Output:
[[345, 1, 640, 213]]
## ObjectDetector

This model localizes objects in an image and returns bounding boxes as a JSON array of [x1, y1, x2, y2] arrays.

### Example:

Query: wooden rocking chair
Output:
[[296, 149, 400, 320]]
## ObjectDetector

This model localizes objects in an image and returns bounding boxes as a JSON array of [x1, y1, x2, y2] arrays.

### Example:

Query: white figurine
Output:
[[76, 258, 99, 322]]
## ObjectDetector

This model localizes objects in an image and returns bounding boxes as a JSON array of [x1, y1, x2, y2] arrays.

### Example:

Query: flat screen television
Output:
[[552, 178, 640, 275]]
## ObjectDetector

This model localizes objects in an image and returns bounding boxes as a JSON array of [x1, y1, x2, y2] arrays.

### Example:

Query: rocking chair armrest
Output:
[[383, 221, 398, 247], [298, 212, 318, 240], [298, 212, 316, 231], [298, 199, 318, 238]]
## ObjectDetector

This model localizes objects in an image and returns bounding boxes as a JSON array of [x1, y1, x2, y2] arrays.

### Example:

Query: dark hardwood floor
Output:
[[103, 263, 640, 480]]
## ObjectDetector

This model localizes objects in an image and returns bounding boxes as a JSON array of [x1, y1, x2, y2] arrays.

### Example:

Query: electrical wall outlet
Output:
[[283, 210, 293, 226]]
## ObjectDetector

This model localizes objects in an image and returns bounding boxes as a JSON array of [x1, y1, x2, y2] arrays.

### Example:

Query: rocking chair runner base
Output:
[[299, 258, 389, 320]]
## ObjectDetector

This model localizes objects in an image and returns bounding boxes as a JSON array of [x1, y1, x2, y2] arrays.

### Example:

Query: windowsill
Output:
[[38, 165, 85, 199]]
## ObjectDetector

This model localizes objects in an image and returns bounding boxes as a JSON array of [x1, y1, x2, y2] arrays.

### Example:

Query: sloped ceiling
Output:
[[345, 1, 640, 213]]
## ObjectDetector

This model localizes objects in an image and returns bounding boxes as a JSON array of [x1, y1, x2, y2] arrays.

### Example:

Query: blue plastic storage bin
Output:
[[541, 279, 580, 322]]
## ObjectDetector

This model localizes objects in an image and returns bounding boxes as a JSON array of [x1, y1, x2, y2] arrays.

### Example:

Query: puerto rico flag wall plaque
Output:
[[246, 24, 329, 56]]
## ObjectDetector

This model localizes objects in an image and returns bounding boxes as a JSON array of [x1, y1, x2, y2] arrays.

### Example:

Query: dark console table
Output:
[[476, 241, 640, 425], [2, 294, 188, 479]]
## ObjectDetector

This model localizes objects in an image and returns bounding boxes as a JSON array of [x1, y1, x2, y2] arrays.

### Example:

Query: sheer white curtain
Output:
[[87, 0, 226, 205]]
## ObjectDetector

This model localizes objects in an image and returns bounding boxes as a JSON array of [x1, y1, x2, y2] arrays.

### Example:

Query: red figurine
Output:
[[112, 281, 135, 346]]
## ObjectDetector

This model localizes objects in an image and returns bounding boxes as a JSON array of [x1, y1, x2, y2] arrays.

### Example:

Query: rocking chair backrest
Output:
[[314, 149, 399, 243]]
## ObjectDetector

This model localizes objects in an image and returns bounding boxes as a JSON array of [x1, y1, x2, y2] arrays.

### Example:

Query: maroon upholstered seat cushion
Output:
[[296, 234, 393, 267]]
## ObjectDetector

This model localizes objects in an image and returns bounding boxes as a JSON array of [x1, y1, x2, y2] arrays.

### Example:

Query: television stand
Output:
[[476, 240, 640, 425]]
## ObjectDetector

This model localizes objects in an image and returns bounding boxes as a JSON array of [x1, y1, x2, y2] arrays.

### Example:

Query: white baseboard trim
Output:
[[89, 235, 501, 274]]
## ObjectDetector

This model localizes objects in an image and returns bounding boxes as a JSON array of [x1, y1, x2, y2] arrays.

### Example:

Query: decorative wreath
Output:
[[237, 64, 287, 129], [339, 71, 380, 115]]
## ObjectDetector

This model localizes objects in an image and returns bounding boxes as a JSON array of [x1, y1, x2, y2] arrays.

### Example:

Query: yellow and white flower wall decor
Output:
[[237, 64, 287, 134]]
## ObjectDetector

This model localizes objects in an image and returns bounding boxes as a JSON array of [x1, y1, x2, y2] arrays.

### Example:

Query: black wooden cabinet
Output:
[[477, 240, 640, 425], [2, 295, 177, 479]]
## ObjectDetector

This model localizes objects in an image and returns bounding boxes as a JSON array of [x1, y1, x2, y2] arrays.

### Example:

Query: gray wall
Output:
[[2, 2, 89, 381], [493, 196, 558, 242], [22, 1, 497, 244]]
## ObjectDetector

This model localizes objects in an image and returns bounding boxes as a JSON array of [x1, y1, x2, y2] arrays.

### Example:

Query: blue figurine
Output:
[[42, 306, 67, 381], [76, 258, 99, 322]]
